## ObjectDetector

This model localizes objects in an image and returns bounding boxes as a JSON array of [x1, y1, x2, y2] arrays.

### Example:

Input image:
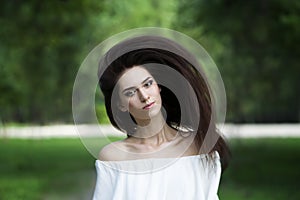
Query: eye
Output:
[[144, 79, 153, 88], [123, 89, 136, 97]]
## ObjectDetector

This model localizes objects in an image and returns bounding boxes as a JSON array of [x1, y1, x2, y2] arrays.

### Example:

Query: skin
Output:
[[117, 66, 162, 123], [99, 66, 198, 161]]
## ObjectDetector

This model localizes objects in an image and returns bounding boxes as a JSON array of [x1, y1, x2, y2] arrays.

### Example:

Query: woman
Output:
[[93, 35, 230, 200]]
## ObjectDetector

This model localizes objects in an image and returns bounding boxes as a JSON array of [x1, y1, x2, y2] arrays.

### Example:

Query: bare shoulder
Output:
[[98, 140, 128, 161]]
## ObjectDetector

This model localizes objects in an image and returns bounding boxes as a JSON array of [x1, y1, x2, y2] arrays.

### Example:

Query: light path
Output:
[[0, 124, 300, 139]]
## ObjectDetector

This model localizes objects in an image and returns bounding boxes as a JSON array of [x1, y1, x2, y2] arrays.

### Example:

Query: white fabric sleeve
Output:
[[93, 161, 117, 200], [205, 151, 222, 200]]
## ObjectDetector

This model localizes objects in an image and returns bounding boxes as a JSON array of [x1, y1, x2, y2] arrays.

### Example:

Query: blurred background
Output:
[[0, 0, 299, 199]]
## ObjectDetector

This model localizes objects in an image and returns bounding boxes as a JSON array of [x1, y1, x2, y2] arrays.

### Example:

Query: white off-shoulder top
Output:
[[93, 151, 221, 200]]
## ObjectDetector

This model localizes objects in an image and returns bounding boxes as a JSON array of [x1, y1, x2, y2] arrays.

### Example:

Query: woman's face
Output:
[[116, 66, 162, 122]]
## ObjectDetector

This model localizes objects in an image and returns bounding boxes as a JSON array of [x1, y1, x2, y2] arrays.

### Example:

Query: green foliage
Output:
[[95, 102, 110, 124], [175, 0, 300, 122], [0, 0, 177, 124], [2, 0, 299, 123], [90, 0, 177, 38], [0, 0, 103, 123]]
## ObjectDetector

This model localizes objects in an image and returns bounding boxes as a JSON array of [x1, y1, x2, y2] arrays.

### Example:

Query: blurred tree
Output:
[[90, 0, 177, 39], [0, 0, 102, 123], [175, 0, 300, 123], [0, 0, 177, 124]]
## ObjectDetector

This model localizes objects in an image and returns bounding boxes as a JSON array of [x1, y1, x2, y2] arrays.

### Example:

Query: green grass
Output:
[[0, 137, 120, 200], [0, 137, 299, 199], [219, 138, 300, 200]]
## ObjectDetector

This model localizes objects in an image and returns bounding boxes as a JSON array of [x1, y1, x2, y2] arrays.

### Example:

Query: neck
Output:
[[133, 113, 177, 146]]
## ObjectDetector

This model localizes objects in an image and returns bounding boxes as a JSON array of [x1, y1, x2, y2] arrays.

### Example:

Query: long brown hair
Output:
[[98, 36, 230, 170]]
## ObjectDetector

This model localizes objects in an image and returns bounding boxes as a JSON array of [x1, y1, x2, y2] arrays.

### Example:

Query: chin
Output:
[[149, 108, 161, 117]]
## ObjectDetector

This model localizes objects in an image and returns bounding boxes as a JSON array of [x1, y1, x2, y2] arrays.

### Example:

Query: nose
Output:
[[137, 88, 149, 102]]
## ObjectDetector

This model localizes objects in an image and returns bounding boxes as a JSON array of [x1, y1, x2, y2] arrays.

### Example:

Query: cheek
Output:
[[128, 98, 139, 110], [118, 95, 130, 110], [128, 100, 133, 109]]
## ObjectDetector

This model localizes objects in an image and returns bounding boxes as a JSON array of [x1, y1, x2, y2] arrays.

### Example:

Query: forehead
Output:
[[117, 66, 153, 89]]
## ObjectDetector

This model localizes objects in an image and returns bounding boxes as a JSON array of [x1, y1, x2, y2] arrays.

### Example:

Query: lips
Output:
[[143, 102, 155, 109]]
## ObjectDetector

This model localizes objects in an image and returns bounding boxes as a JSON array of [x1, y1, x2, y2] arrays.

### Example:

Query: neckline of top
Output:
[[96, 151, 219, 164]]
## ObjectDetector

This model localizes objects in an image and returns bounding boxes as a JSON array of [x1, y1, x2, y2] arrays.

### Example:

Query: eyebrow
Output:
[[122, 77, 153, 93]]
